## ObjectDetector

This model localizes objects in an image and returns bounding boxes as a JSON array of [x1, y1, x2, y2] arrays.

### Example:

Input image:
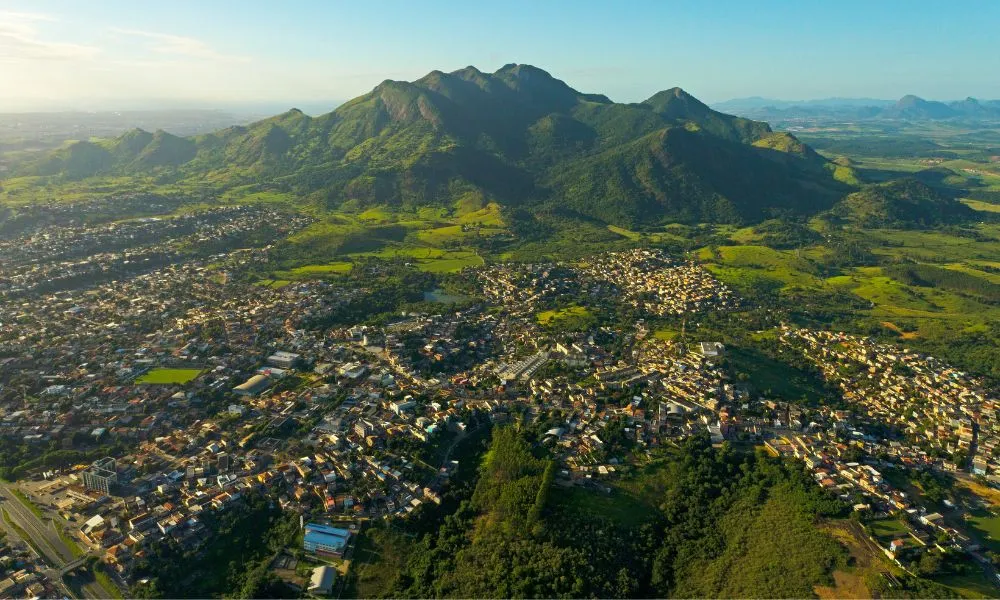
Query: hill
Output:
[[384, 429, 850, 599], [881, 95, 958, 120], [8, 64, 849, 227], [828, 179, 974, 228]]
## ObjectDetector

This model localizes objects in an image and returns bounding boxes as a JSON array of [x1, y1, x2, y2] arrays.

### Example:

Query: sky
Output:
[[2, 0, 999, 113]]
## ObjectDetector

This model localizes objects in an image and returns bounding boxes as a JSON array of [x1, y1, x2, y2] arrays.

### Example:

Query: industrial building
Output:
[[266, 351, 301, 369], [308, 566, 336, 596], [232, 374, 272, 397]]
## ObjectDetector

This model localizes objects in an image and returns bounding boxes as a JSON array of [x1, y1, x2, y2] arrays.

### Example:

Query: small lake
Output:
[[423, 288, 471, 304]]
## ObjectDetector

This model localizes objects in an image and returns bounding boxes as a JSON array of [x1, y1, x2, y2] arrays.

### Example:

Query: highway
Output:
[[0, 483, 119, 599], [0, 485, 75, 564]]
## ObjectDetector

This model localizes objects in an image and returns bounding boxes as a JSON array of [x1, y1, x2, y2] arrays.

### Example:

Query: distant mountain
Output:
[[11, 64, 851, 227], [713, 97, 894, 112], [714, 94, 1000, 123], [881, 95, 957, 120]]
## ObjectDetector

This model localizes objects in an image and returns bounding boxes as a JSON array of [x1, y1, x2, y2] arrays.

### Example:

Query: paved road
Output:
[[0, 485, 74, 564], [0, 484, 119, 599]]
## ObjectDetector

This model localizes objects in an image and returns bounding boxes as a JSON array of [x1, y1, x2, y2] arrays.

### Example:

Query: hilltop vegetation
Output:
[[4, 64, 848, 229], [381, 428, 851, 599], [829, 179, 974, 228]]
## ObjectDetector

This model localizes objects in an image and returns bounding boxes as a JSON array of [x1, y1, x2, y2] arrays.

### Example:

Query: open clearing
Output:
[[536, 305, 595, 330], [135, 368, 203, 384]]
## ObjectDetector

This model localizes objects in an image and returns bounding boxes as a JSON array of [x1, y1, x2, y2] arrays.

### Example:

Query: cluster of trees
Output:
[[885, 263, 1000, 303], [378, 428, 849, 598], [752, 218, 822, 249], [130, 494, 299, 598], [830, 179, 972, 229], [299, 262, 435, 329], [0, 437, 129, 481]]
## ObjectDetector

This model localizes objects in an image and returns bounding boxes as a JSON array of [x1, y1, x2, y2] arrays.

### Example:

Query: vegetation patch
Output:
[[135, 368, 203, 385], [536, 305, 596, 330], [345, 526, 412, 599]]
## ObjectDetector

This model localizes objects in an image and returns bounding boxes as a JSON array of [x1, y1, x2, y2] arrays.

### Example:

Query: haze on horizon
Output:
[[2, 0, 999, 113]]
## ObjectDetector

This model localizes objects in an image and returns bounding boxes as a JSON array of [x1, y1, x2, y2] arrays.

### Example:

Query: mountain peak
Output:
[[894, 94, 935, 109], [495, 63, 555, 81], [13, 63, 841, 229], [643, 87, 710, 115], [885, 95, 956, 119]]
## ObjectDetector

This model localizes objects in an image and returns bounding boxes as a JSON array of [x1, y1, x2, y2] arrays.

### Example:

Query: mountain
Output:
[[713, 97, 894, 112], [715, 94, 1000, 123], [880, 95, 957, 120], [827, 179, 973, 228], [11, 64, 850, 227]]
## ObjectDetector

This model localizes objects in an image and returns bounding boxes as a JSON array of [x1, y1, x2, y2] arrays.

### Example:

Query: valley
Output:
[[2, 64, 1000, 600]]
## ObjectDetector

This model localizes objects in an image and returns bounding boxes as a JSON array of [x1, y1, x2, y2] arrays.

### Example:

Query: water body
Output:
[[423, 288, 470, 304]]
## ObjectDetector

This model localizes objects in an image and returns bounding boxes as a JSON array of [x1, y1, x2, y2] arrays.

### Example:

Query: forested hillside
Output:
[[374, 429, 852, 598], [829, 179, 974, 228], [7, 64, 851, 227]]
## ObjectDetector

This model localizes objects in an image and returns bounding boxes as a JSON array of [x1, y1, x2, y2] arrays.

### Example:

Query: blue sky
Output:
[[1, 0, 998, 112]]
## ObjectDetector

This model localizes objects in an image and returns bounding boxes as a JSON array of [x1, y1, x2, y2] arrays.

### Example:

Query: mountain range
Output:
[[714, 95, 1000, 122], [10, 64, 861, 227]]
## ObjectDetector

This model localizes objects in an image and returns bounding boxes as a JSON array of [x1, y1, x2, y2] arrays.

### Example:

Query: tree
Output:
[[917, 551, 944, 576]]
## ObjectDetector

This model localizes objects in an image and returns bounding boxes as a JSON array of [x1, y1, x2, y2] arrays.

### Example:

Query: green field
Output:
[[536, 305, 596, 330], [962, 198, 1000, 214], [135, 368, 203, 384], [936, 571, 1000, 599], [967, 509, 1000, 553], [271, 262, 353, 280], [653, 327, 679, 340], [351, 247, 484, 273], [255, 279, 291, 289], [869, 518, 910, 544]]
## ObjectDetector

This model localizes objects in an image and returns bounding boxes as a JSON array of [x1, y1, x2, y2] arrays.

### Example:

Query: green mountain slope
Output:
[[828, 179, 974, 228], [11, 64, 850, 226]]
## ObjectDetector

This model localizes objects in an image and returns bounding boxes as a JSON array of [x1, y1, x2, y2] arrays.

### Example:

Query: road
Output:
[[0, 483, 119, 599], [0, 485, 75, 564]]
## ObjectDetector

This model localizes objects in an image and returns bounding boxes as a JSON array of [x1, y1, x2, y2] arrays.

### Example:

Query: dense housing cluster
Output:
[[2, 210, 999, 596]]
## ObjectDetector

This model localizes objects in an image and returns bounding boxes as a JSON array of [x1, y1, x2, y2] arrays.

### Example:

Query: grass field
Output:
[[962, 198, 1000, 214], [255, 279, 291, 288], [967, 509, 1000, 553], [612, 455, 677, 508], [536, 305, 596, 330], [135, 368, 203, 385], [697, 226, 1000, 343], [271, 261, 353, 280], [351, 247, 484, 273], [869, 517, 910, 544], [607, 224, 690, 245], [814, 521, 897, 600], [653, 327, 679, 340], [11, 489, 43, 518], [936, 571, 999, 599]]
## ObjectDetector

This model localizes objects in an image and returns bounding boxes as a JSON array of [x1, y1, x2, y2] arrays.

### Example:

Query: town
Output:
[[1, 213, 999, 598]]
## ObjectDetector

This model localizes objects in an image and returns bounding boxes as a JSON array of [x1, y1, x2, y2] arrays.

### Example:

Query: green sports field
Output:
[[135, 368, 203, 384]]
